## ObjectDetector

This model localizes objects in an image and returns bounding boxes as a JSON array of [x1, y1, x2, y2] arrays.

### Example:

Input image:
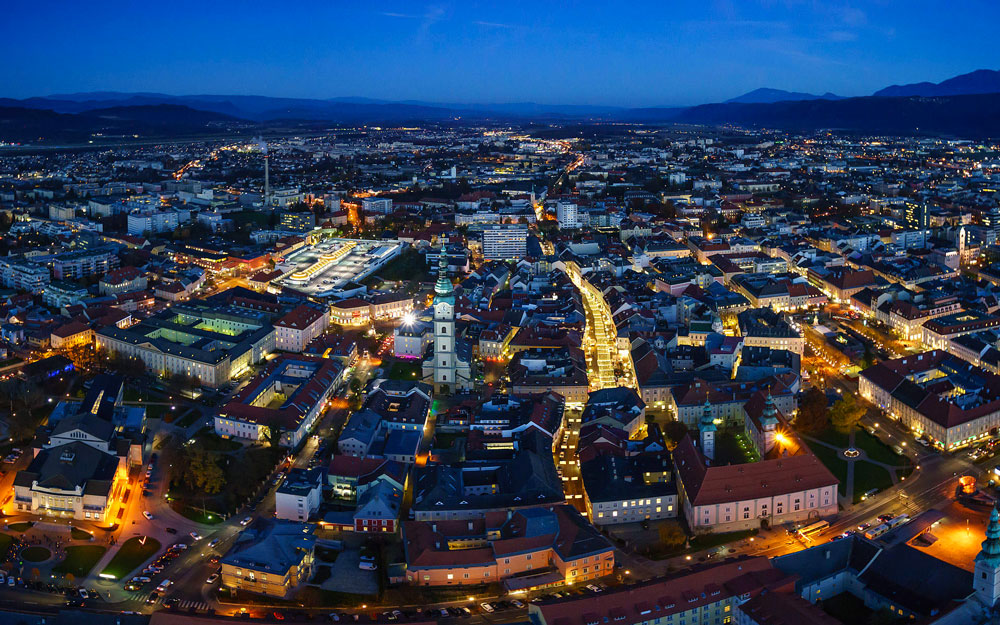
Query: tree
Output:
[[181, 449, 225, 495], [860, 343, 876, 370], [662, 420, 691, 450], [658, 523, 687, 550], [349, 377, 362, 395], [264, 425, 285, 449], [795, 387, 829, 434], [830, 393, 866, 434]]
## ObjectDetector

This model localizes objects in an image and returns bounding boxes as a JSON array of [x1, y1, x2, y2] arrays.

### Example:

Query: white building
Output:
[[556, 201, 579, 229], [362, 197, 393, 215], [482, 224, 528, 261], [127, 208, 180, 235], [274, 305, 328, 353], [274, 468, 324, 522], [395, 322, 431, 359], [0, 258, 49, 292]]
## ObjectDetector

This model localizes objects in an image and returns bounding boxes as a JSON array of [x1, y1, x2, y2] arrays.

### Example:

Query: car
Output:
[[156, 580, 172, 592], [78, 588, 89, 600], [459, 607, 472, 616], [205, 573, 219, 585], [209, 555, 220, 565], [165, 527, 178, 535], [328, 612, 341, 622], [358, 561, 376, 571], [171, 543, 188, 551], [480, 603, 494, 613], [439, 608, 450, 617], [382, 611, 396, 621], [586, 584, 602, 593], [857, 523, 871, 532], [208, 538, 220, 548], [124, 582, 142, 591], [510, 600, 525, 609], [163, 598, 180, 609], [877, 513, 896, 523], [134, 576, 151, 583], [241, 516, 252, 526], [273, 612, 285, 621], [189, 532, 203, 541], [146, 592, 160, 605], [8, 577, 15, 587], [142, 511, 154, 520]]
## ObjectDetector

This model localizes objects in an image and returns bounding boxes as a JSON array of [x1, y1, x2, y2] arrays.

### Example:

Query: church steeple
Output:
[[975, 506, 1000, 606], [434, 246, 454, 300], [698, 398, 716, 462]]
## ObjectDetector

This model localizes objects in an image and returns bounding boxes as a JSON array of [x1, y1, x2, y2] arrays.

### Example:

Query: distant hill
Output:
[[644, 92, 1000, 136], [725, 88, 842, 104], [874, 69, 1000, 98], [0, 104, 244, 143]]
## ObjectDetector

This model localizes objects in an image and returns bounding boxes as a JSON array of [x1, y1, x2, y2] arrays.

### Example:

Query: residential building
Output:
[[220, 520, 316, 598]]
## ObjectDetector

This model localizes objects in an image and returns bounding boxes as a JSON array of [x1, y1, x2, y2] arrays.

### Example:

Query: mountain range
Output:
[[4, 68, 1000, 143]]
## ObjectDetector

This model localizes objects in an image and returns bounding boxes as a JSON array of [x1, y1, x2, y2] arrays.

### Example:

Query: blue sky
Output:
[[2, 1, 996, 106]]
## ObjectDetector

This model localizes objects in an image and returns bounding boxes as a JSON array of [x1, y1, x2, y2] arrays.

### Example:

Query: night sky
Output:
[[3, 1, 995, 106]]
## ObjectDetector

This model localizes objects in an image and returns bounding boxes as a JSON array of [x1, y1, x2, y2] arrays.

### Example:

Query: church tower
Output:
[[975, 506, 1000, 607], [698, 399, 716, 462], [760, 392, 780, 454], [431, 249, 457, 394]]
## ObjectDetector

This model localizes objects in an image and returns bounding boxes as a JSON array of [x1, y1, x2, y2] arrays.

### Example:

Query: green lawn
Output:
[[690, 529, 758, 551], [7, 522, 34, 532], [714, 432, 758, 465], [386, 360, 423, 381], [54, 545, 107, 578], [805, 441, 848, 497], [71, 527, 93, 541], [814, 427, 908, 468], [169, 501, 225, 525], [0, 534, 13, 558], [101, 536, 161, 580], [851, 462, 896, 503], [175, 409, 203, 428], [20, 546, 51, 562], [806, 438, 897, 503]]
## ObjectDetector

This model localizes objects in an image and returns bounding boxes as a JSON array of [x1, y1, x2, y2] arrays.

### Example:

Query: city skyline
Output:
[[3, 1, 997, 106]]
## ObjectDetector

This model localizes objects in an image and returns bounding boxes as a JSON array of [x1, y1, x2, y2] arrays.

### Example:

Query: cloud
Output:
[[474, 20, 515, 29], [828, 30, 858, 42]]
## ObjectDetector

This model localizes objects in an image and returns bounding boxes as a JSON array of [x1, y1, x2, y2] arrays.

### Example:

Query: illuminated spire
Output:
[[978, 507, 1000, 567], [434, 245, 453, 298]]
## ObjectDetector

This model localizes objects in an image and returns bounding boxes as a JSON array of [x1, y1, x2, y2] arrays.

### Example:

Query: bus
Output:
[[864, 514, 910, 540], [798, 520, 830, 537]]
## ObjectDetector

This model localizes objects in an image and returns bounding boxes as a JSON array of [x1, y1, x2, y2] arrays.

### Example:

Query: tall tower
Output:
[[432, 248, 456, 393], [258, 138, 271, 208], [975, 507, 1000, 607], [760, 392, 780, 454], [698, 399, 716, 462]]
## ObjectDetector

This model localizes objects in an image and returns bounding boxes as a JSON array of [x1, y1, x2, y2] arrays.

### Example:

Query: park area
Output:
[[101, 536, 161, 580], [804, 426, 912, 503], [54, 545, 107, 578]]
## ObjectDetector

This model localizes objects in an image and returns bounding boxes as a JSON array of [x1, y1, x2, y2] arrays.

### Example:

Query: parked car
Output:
[[480, 603, 494, 613]]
